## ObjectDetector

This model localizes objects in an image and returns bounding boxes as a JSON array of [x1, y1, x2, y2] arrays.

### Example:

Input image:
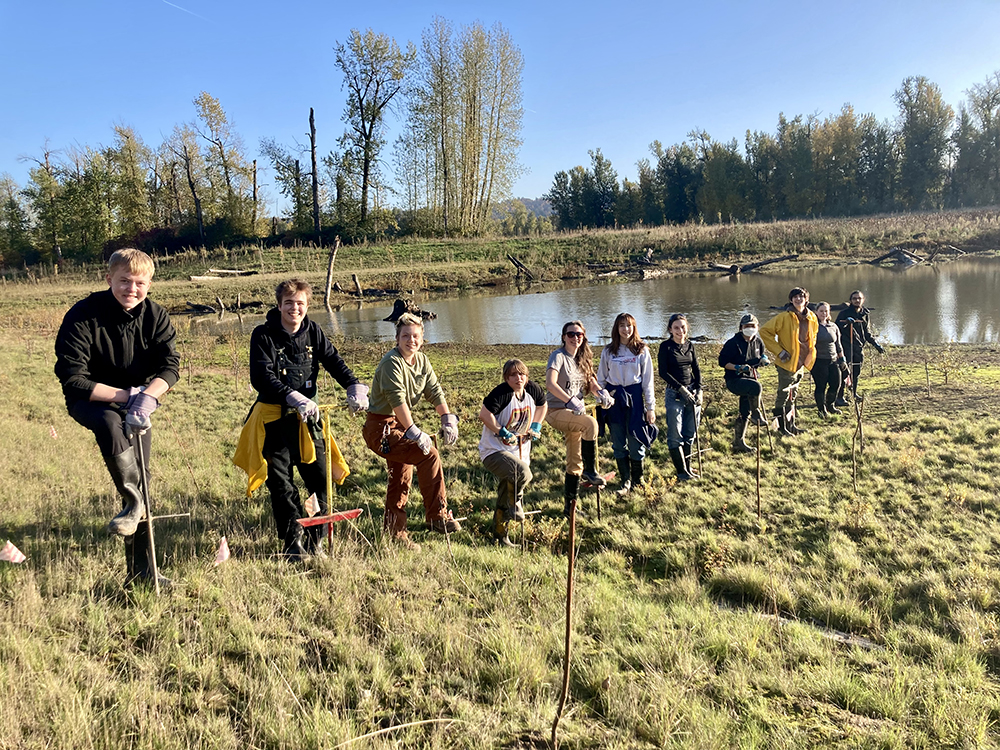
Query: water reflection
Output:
[[205, 257, 1000, 345]]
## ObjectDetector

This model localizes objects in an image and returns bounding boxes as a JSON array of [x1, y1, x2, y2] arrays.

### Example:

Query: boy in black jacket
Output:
[[55, 248, 179, 587], [246, 279, 368, 560]]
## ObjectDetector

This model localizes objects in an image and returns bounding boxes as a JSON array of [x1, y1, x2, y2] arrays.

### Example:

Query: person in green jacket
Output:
[[759, 287, 818, 436]]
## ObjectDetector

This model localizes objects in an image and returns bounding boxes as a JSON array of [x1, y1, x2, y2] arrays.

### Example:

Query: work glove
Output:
[[286, 390, 319, 421], [678, 385, 696, 405], [404, 424, 434, 455], [529, 422, 542, 441], [597, 388, 615, 409], [735, 364, 751, 376], [345, 383, 369, 415], [693, 388, 704, 408], [439, 413, 459, 446], [778, 350, 791, 363], [759, 355, 771, 367], [498, 426, 518, 446], [565, 396, 586, 415], [874, 342, 885, 355], [125, 392, 158, 434]]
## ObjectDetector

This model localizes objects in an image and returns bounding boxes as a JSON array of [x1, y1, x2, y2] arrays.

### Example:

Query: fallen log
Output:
[[189, 275, 222, 282], [207, 268, 257, 276], [507, 253, 534, 280], [710, 254, 799, 276], [641, 268, 670, 280], [383, 298, 437, 322]]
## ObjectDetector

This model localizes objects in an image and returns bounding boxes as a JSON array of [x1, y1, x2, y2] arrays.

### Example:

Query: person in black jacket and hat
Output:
[[55, 248, 179, 588], [718, 313, 770, 454], [834, 290, 885, 405], [247, 279, 369, 560]]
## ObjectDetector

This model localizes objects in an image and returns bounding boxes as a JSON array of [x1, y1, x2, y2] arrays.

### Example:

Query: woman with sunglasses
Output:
[[597, 312, 656, 494], [545, 321, 612, 516]]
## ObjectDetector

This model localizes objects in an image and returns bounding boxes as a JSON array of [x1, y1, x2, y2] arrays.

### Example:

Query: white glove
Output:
[[286, 390, 319, 421], [345, 384, 369, 415], [439, 413, 459, 446], [597, 388, 615, 409], [404, 424, 433, 455], [566, 396, 586, 416]]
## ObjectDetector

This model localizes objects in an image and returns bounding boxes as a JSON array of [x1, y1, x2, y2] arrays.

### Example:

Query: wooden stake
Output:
[[551, 498, 577, 748]]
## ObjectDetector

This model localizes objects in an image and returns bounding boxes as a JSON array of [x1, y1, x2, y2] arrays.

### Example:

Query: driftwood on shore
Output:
[[870, 246, 927, 266], [383, 299, 437, 322], [507, 254, 534, 280], [709, 254, 800, 276]]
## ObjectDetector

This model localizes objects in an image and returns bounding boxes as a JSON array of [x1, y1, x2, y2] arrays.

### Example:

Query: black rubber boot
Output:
[[815, 395, 828, 419], [283, 523, 308, 562], [563, 473, 580, 518], [669, 447, 694, 481], [826, 399, 841, 415], [580, 440, 606, 486], [492, 508, 516, 548], [733, 418, 755, 454], [683, 445, 699, 477], [105, 449, 147, 537], [629, 458, 644, 487], [615, 456, 631, 496], [775, 410, 795, 437]]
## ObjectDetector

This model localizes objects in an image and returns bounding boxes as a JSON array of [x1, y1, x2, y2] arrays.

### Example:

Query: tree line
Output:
[[0, 16, 526, 268], [546, 72, 1000, 230]]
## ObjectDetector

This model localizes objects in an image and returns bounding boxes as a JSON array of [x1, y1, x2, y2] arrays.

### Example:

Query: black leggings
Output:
[[812, 358, 842, 408]]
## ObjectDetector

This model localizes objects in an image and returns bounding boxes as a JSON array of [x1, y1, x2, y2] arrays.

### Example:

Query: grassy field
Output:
[[4, 208, 999, 323], [3, 284, 1000, 749]]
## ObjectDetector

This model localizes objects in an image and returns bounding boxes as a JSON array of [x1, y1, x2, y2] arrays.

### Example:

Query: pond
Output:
[[215, 256, 1000, 346]]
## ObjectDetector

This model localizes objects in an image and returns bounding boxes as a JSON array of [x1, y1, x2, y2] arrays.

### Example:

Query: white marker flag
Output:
[[0, 540, 26, 564], [214, 536, 231, 566], [304, 493, 320, 518]]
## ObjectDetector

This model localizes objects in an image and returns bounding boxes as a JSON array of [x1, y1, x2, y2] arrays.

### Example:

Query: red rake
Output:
[[296, 508, 365, 545]]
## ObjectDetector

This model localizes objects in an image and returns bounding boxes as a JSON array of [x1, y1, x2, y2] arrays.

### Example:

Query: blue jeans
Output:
[[607, 421, 646, 461], [664, 388, 700, 449]]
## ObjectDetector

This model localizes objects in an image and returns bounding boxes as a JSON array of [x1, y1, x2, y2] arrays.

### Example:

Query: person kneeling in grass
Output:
[[362, 313, 461, 551], [55, 248, 179, 588], [478, 359, 547, 547], [240, 279, 368, 562]]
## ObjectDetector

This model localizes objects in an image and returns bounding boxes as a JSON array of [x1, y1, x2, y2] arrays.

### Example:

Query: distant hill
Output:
[[517, 197, 552, 217]]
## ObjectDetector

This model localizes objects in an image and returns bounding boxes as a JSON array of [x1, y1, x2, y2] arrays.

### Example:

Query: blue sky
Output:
[[2, 0, 998, 204]]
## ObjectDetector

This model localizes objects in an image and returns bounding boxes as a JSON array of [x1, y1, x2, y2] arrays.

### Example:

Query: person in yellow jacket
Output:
[[759, 287, 818, 436]]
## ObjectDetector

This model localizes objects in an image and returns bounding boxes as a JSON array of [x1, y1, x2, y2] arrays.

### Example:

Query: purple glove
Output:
[[346, 383, 369, 414], [404, 424, 433, 454], [566, 396, 585, 415], [439, 413, 459, 446], [125, 392, 158, 434], [286, 390, 318, 421]]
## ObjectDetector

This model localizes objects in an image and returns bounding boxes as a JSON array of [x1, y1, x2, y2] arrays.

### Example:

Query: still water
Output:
[[224, 257, 1000, 346]]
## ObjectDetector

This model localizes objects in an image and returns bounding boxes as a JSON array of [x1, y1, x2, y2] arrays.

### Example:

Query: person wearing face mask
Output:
[[657, 313, 700, 481], [597, 313, 656, 495], [759, 287, 819, 436], [546, 320, 611, 517], [718, 313, 770, 454], [478, 359, 548, 547], [834, 289, 885, 405]]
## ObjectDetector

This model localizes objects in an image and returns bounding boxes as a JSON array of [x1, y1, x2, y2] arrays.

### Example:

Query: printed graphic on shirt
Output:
[[505, 402, 532, 434]]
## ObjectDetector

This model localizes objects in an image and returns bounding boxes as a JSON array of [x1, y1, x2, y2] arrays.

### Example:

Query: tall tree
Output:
[[0, 174, 34, 266], [894, 76, 954, 210], [334, 28, 415, 226], [193, 91, 254, 234]]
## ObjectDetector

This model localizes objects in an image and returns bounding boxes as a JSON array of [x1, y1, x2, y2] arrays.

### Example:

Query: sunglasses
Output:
[[565, 331, 584, 339]]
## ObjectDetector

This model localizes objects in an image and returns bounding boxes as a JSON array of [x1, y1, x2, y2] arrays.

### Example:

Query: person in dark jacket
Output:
[[834, 290, 885, 405], [718, 313, 770, 454], [658, 313, 701, 481], [55, 248, 179, 588], [478, 359, 547, 547], [247, 279, 369, 560], [812, 302, 848, 418]]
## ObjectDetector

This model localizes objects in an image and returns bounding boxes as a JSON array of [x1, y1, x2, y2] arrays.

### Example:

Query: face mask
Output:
[[742, 326, 757, 336]]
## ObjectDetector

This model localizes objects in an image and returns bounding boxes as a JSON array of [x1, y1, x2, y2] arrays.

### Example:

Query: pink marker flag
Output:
[[0, 540, 26, 564], [49, 425, 58, 439], [304, 493, 320, 518], [214, 536, 231, 566]]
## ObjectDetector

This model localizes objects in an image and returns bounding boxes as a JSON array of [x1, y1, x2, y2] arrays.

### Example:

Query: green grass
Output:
[[3, 316, 1000, 747]]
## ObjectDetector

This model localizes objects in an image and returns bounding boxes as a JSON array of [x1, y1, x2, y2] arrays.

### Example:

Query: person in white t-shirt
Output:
[[478, 359, 548, 547]]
